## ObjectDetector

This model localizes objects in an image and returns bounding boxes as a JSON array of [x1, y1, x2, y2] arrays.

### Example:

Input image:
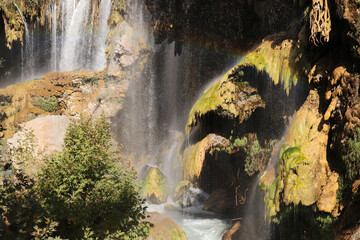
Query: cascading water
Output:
[[51, 3, 57, 72], [59, 0, 91, 71]]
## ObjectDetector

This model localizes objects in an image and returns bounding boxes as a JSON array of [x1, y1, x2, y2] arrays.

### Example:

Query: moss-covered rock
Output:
[[261, 90, 338, 218], [141, 167, 170, 204], [235, 40, 299, 95], [185, 71, 264, 133], [185, 39, 301, 133]]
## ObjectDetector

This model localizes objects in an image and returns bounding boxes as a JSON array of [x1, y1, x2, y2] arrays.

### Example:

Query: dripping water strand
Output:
[[14, 3, 34, 80]]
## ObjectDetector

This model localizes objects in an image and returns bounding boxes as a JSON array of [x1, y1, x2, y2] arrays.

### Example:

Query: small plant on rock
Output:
[[32, 96, 58, 112]]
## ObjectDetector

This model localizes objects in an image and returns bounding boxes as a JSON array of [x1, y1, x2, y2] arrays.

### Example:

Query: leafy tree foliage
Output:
[[0, 116, 150, 239]]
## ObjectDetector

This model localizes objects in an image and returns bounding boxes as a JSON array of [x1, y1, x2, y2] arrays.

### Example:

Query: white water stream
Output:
[[147, 202, 230, 240]]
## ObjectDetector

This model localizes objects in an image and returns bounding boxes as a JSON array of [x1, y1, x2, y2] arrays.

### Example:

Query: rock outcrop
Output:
[[182, 134, 231, 182], [7, 115, 70, 153], [203, 189, 234, 214]]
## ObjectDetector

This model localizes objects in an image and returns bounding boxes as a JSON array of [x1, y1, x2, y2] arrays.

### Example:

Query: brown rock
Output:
[[147, 212, 187, 240]]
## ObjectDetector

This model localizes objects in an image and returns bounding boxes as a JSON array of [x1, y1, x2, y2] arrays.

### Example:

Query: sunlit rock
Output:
[[182, 134, 231, 182], [8, 115, 70, 153], [262, 90, 338, 216]]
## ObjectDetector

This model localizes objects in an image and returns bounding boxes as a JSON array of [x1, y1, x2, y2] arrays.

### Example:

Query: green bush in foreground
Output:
[[0, 116, 150, 239]]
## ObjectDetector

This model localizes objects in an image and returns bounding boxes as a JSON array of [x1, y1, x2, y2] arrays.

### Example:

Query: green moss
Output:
[[244, 140, 267, 176], [182, 141, 203, 181], [281, 147, 306, 173], [185, 77, 223, 133], [31, 96, 58, 112]]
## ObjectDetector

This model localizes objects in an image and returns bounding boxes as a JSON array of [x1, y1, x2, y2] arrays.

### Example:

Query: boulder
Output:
[[141, 167, 170, 204], [147, 212, 187, 240], [8, 115, 70, 153]]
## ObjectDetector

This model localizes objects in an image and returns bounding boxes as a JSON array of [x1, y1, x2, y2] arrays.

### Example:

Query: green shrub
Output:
[[343, 127, 360, 180], [244, 140, 267, 176], [32, 96, 58, 112], [82, 76, 100, 85], [0, 116, 151, 239]]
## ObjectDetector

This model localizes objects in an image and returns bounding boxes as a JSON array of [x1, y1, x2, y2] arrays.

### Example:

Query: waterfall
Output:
[[3, 0, 111, 86], [59, 0, 91, 71], [92, 0, 112, 70], [59, 0, 111, 71], [51, 3, 57, 72]]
